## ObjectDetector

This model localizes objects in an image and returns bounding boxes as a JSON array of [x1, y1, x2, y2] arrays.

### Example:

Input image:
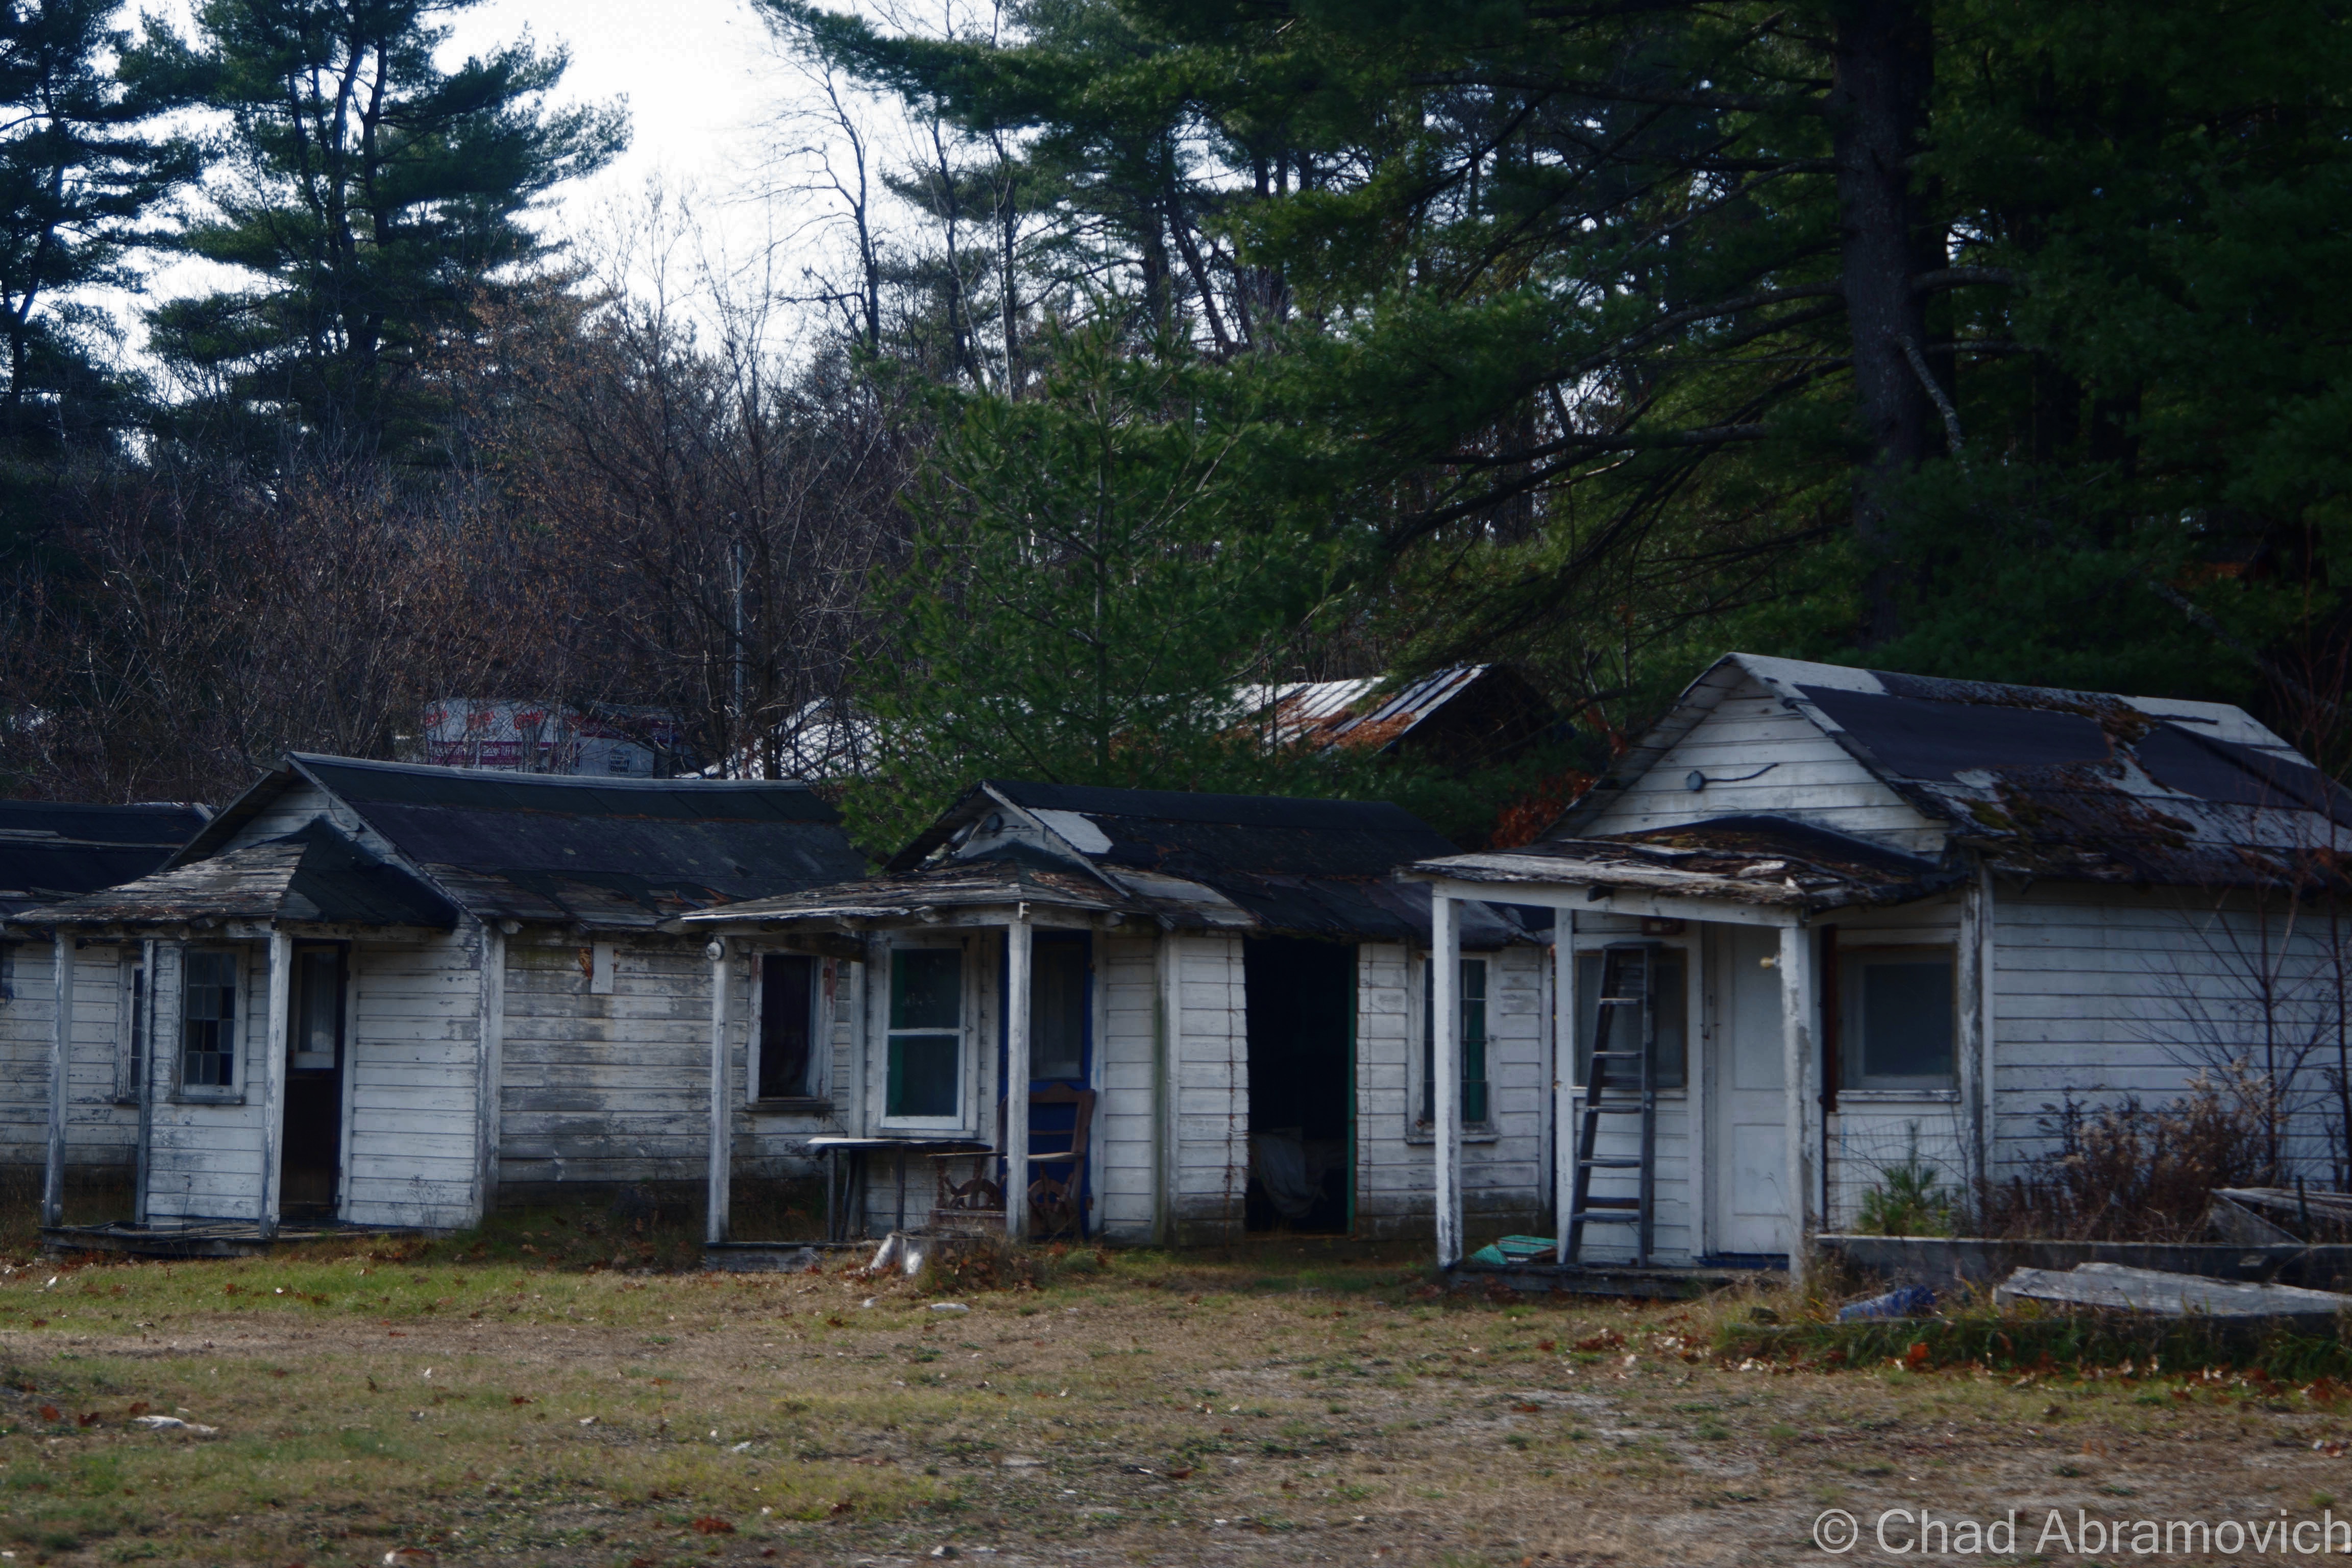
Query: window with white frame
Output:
[[1571, 948, 1689, 1089], [885, 946, 962, 1120], [1419, 957, 1490, 1127], [756, 953, 821, 1102], [1839, 946, 1957, 1090], [180, 949, 241, 1091]]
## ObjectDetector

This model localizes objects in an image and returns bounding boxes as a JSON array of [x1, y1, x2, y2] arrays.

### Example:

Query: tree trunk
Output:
[[1830, 0, 1938, 648]]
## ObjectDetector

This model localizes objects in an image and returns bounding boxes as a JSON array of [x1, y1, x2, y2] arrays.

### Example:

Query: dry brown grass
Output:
[[0, 1243, 2341, 1565]]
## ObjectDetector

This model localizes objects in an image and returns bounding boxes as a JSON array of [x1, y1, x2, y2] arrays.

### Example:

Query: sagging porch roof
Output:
[[21, 820, 458, 929], [694, 782, 1533, 946], [680, 845, 1132, 928], [1410, 815, 1959, 913]]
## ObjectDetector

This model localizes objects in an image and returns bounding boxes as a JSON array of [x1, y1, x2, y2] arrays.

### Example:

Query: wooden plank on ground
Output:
[[1995, 1262, 2352, 1324]]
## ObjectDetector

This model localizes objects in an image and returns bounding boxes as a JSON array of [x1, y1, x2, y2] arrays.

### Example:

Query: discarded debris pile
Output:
[[1995, 1261, 2352, 1327]]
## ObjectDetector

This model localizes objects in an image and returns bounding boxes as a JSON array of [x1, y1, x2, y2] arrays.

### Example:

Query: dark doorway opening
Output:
[[1244, 937, 1354, 1233], [280, 945, 346, 1219]]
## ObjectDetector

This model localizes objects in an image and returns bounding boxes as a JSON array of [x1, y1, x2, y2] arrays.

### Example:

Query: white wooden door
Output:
[[1709, 924, 1788, 1256]]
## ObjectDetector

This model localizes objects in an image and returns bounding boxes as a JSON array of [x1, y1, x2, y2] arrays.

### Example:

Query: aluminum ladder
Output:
[[1565, 941, 1659, 1266]]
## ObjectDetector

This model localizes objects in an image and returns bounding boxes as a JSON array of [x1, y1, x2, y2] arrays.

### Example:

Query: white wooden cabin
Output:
[[680, 781, 1544, 1247], [1409, 653, 2352, 1278], [12, 756, 864, 1237], [0, 803, 211, 1195]]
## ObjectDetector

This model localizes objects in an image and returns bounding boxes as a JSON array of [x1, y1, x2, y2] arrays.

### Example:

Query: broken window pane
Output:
[[182, 950, 239, 1089], [758, 953, 816, 1099]]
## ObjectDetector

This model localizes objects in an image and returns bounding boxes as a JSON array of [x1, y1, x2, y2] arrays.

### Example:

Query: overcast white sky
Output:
[[459, 0, 789, 233]]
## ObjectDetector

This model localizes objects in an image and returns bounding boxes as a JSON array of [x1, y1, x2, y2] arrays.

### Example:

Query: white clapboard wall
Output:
[[1578, 672, 1945, 853]]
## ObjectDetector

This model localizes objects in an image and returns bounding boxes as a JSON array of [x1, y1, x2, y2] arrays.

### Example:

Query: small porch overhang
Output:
[[1401, 816, 1967, 1286], [674, 849, 1136, 1252], [10, 822, 461, 1237]]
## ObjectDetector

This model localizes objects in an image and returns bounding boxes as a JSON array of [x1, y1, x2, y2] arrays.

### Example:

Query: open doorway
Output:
[[280, 945, 345, 1219], [1243, 937, 1354, 1233]]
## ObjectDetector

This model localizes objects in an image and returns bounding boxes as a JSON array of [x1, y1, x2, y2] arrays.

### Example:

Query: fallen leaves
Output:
[[689, 1517, 735, 1535]]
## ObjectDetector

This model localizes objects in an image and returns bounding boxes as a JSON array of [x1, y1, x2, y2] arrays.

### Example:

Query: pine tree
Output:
[[0, 0, 194, 456], [137, 0, 626, 449]]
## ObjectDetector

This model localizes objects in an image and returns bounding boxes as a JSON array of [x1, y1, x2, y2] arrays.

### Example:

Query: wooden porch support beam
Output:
[[41, 932, 69, 1229], [1553, 911, 1577, 1264], [1433, 894, 1462, 1268], [1776, 922, 1820, 1293], [475, 925, 506, 1227], [705, 939, 730, 1246], [258, 929, 292, 1239], [1005, 914, 1033, 1241], [1954, 870, 1987, 1192], [1152, 932, 1178, 1246], [132, 938, 157, 1228]]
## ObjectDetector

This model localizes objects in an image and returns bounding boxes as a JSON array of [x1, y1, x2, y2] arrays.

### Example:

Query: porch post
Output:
[[133, 937, 158, 1228], [1954, 873, 1986, 1193], [705, 938, 730, 1246], [1005, 913, 1033, 1240], [258, 928, 292, 1238], [1775, 920, 1819, 1292], [1152, 929, 1179, 1246], [41, 931, 69, 1229], [1553, 910, 1577, 1264], [1433, 893, 1462, 1267], [474, 924, 507, 1227]]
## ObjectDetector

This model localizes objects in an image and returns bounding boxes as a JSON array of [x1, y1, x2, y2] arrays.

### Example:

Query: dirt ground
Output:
[[0, 1241, 2347, 1566]]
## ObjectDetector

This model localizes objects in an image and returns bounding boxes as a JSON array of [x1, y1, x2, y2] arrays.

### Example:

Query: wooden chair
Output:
[[1022, 1084, 1095, 1240]]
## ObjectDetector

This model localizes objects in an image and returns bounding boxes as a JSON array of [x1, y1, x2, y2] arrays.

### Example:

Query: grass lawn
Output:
[[0, 1217, 2345, 1565]]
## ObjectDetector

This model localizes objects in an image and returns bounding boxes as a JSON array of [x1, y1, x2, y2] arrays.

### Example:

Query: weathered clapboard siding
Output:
[[344, 936, 480, 1228], [146, 942, 269, 1221], [1580, 675, 1944, 853], [212, 781, 399, 863], [721, 948, 854, 1183], [1986, 885, 2337, 1177], [1172, 934, 1246, 1242], [0, 939, 50, 1168], [0, 942, 140, 1175], [1095, 933, 1158, 1242], [498, 936, 715, 1192], [1353, 942, 1550, 1242], [1351, 941, 1415, 1235]]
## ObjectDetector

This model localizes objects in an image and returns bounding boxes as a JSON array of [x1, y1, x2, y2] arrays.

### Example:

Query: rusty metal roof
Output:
[[1557, 654, 2352, 893], [23, 820, 457, 928], [1233, 666, 1499, 752], [0, 802, 209, 918]]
